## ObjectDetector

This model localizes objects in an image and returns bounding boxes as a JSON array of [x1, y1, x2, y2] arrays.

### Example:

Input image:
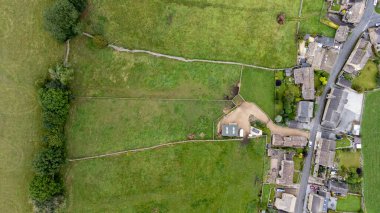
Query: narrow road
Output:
[[295, 1, 377, 212]]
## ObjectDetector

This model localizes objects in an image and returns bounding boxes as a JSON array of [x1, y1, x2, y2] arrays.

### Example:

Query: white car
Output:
[[308, 141, 313, 148], [376, 23, 380, 27]]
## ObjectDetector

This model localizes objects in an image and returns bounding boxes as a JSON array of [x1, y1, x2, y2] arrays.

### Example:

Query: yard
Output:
[[336, 194, 362, 212], [65, 139, 266, 212], [361, 91, 380, 212], [352, 60, 379, 91], [299, 0, 336, 37], [0, 0, 64, 211], [70, 37, 241, 99], [335, 150, 361, 168], [81, 0, 299, 67], [239, 68, 275, 119]]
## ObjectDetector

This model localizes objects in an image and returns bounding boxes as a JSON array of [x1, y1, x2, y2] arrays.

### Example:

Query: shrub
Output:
[[93, 35, 109, 48], [33, 147, 65, 176], [49, 65, 74, 85], [68, 0, 88, 12], [44, 0, 80, 42], [39, 87, 70, 127], [29, 175, 64, 202]]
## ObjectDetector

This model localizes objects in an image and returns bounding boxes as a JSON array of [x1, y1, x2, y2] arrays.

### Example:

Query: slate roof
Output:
[[275, 193, 297, 213], [276, 160, 295, 186], [296, 101, 314, 123], [272, 134, 308, 147], [293, 67, 315, 100], [343, 0, 365, 24], [343, 37, 372, 74], [327, 180, 349, 196], [321, 87, 348, 129], [335, 26, 350, 43], [308, 193, 328, 213], [222, 124, 239, 137], [336, 76, 352, 88], [315, 138, 336, 168], [369, 27, 380, 51]]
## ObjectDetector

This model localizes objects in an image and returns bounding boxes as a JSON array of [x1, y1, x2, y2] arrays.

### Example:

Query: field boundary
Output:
[[83, 33, 292, 71], [68, 139, 244, 162], [74, 96, 231, 102]]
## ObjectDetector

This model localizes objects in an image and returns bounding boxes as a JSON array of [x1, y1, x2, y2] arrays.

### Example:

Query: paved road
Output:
[[295, 1, 377, 212]]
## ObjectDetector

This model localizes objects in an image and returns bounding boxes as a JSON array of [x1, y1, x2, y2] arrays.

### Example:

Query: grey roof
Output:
[[343, 1, 365, 24], [336, 76, 352, 88], [222, 124, 239, 137], [315, 36, 335, 47], [343, 38, 372, 74], [328, 180, 349, 196], [316, 139, 336, 168], [335, 26, 350, 42], [296, 101, 314, 123], [309, 193, 328, 213], [321, 88, 348, 129], [293, 67, 315, 100]]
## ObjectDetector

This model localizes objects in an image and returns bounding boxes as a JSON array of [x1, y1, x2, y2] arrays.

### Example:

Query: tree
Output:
[[39, 87, 70, 128], [43, 128, 65, 147], [29, 175, 64, 202], [49, 64, 74, 85], [319, 76, 327, 85], [33, 147, 65, 176], [44, 0, 80, 42], [68, 0, 88, 12]]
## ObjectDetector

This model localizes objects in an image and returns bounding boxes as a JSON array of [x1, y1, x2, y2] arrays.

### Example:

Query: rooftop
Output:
[[327, 180, 349, 196], [221, 123, 239, 137], [296, 101, 314, 123], [343, 0, 365, 24], [343, 37, 372, 74], [276, 160, 295, 186], [315, 138, 336, 168], [275, 193, 297, 213], [335, 26, 350, 43], [272, 134, 308, 148], [293, 67, 315, 100]]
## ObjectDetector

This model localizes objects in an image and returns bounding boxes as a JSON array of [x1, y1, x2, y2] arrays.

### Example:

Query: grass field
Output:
[[361, 91, 380, 212], [335, 150, 361, 168], [81, 0, 299, 67], [0, 0, 64, 211], [66, 139, 266, 212], [352, 61, 379, 91], [67, 99, 229, 157], [300, 0, 336, 37], [70, 37, 241, 99], [240, 68, 275, 118], [336, 194, 362, 212]]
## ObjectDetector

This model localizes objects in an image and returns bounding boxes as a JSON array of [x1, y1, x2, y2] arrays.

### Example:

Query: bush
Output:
[[68, 0, 88, 12], [49, 65, 74, 85], [39, 87, 70, 128], [352, 84, 364, 93], [44, 0, 80, 42], [33, 147, 65, 176], [93, 35, 109, 48], [29, 175, 64, 202]]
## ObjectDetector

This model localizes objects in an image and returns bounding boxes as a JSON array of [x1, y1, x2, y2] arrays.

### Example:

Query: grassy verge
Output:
[[66, 139, 266, 212], [361, 91, 380, 212], [82, 0, 299, 67], [352, 61, 379, 91], [0, 0, 63, 211], [70, 37, 241, 99], [336, 194, 362, 212], [240, 68, 275, 119], [67, 99, 228, 157]]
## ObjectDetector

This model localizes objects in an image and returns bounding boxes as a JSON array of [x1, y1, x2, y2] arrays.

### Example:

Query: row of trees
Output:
[[29, 65, 74, 211]]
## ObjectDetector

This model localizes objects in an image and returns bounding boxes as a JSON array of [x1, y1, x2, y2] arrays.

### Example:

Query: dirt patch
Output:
[[218, 102, 309, 138]]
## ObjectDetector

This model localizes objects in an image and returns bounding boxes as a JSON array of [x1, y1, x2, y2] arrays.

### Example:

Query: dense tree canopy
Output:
[[44, 0, 80, 42], [68, 0, 88, 12], [33, 147, 65, 176], [29, 175, 64, 202]]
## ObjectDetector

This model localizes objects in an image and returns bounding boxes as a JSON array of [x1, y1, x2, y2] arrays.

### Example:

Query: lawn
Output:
[[352, 61, 379, 91], [0, 0, 64, 211], [260, 184, 275, 209], [361, 91, 380, 212], [67, 99, 229, 158], [240, 68, 275, 119], [70, 37, 241, 99], [81, 0, 299, 67], [336, 194, 362, 212], [300, 0, 336, 37], [335, 150, 361, 168], [336, 137, 351, 148], [66, 139, 266, 212]]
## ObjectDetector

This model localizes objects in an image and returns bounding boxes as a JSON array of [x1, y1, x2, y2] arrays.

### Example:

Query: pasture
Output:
[[66, 139, 266, 212], [361, 91, 380, 212], [0, 0, 64, 211], [81, 0, 300, 67]]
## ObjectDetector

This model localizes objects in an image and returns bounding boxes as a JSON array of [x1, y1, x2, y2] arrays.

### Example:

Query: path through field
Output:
[[219, 102, 309, 138]]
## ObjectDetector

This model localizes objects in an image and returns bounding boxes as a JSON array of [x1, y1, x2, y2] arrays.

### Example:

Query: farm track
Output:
[[83, 32, 294, 71]]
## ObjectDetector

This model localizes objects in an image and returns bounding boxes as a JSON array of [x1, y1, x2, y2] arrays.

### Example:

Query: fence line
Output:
[[74, 96, 232, 102]]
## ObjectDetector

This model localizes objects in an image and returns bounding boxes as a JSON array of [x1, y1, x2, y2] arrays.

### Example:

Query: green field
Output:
[[336, 137, 351, 148], [82, 0, 299, 67], [67, 99, 229, 158], [362, 91, 380, 212], [336, 194, 362, 212], [0, 0, 64, 211], [240, 68, 275, 118], [70, 37, 241, 99], [335, 150, 361, 168], [300, 0, 336, 37], [352, 61, 379, 91], [66, 139, 266, 212]]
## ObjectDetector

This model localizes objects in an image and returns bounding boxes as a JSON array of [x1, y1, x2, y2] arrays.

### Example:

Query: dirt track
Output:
[[219, 102, 309, 138]]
